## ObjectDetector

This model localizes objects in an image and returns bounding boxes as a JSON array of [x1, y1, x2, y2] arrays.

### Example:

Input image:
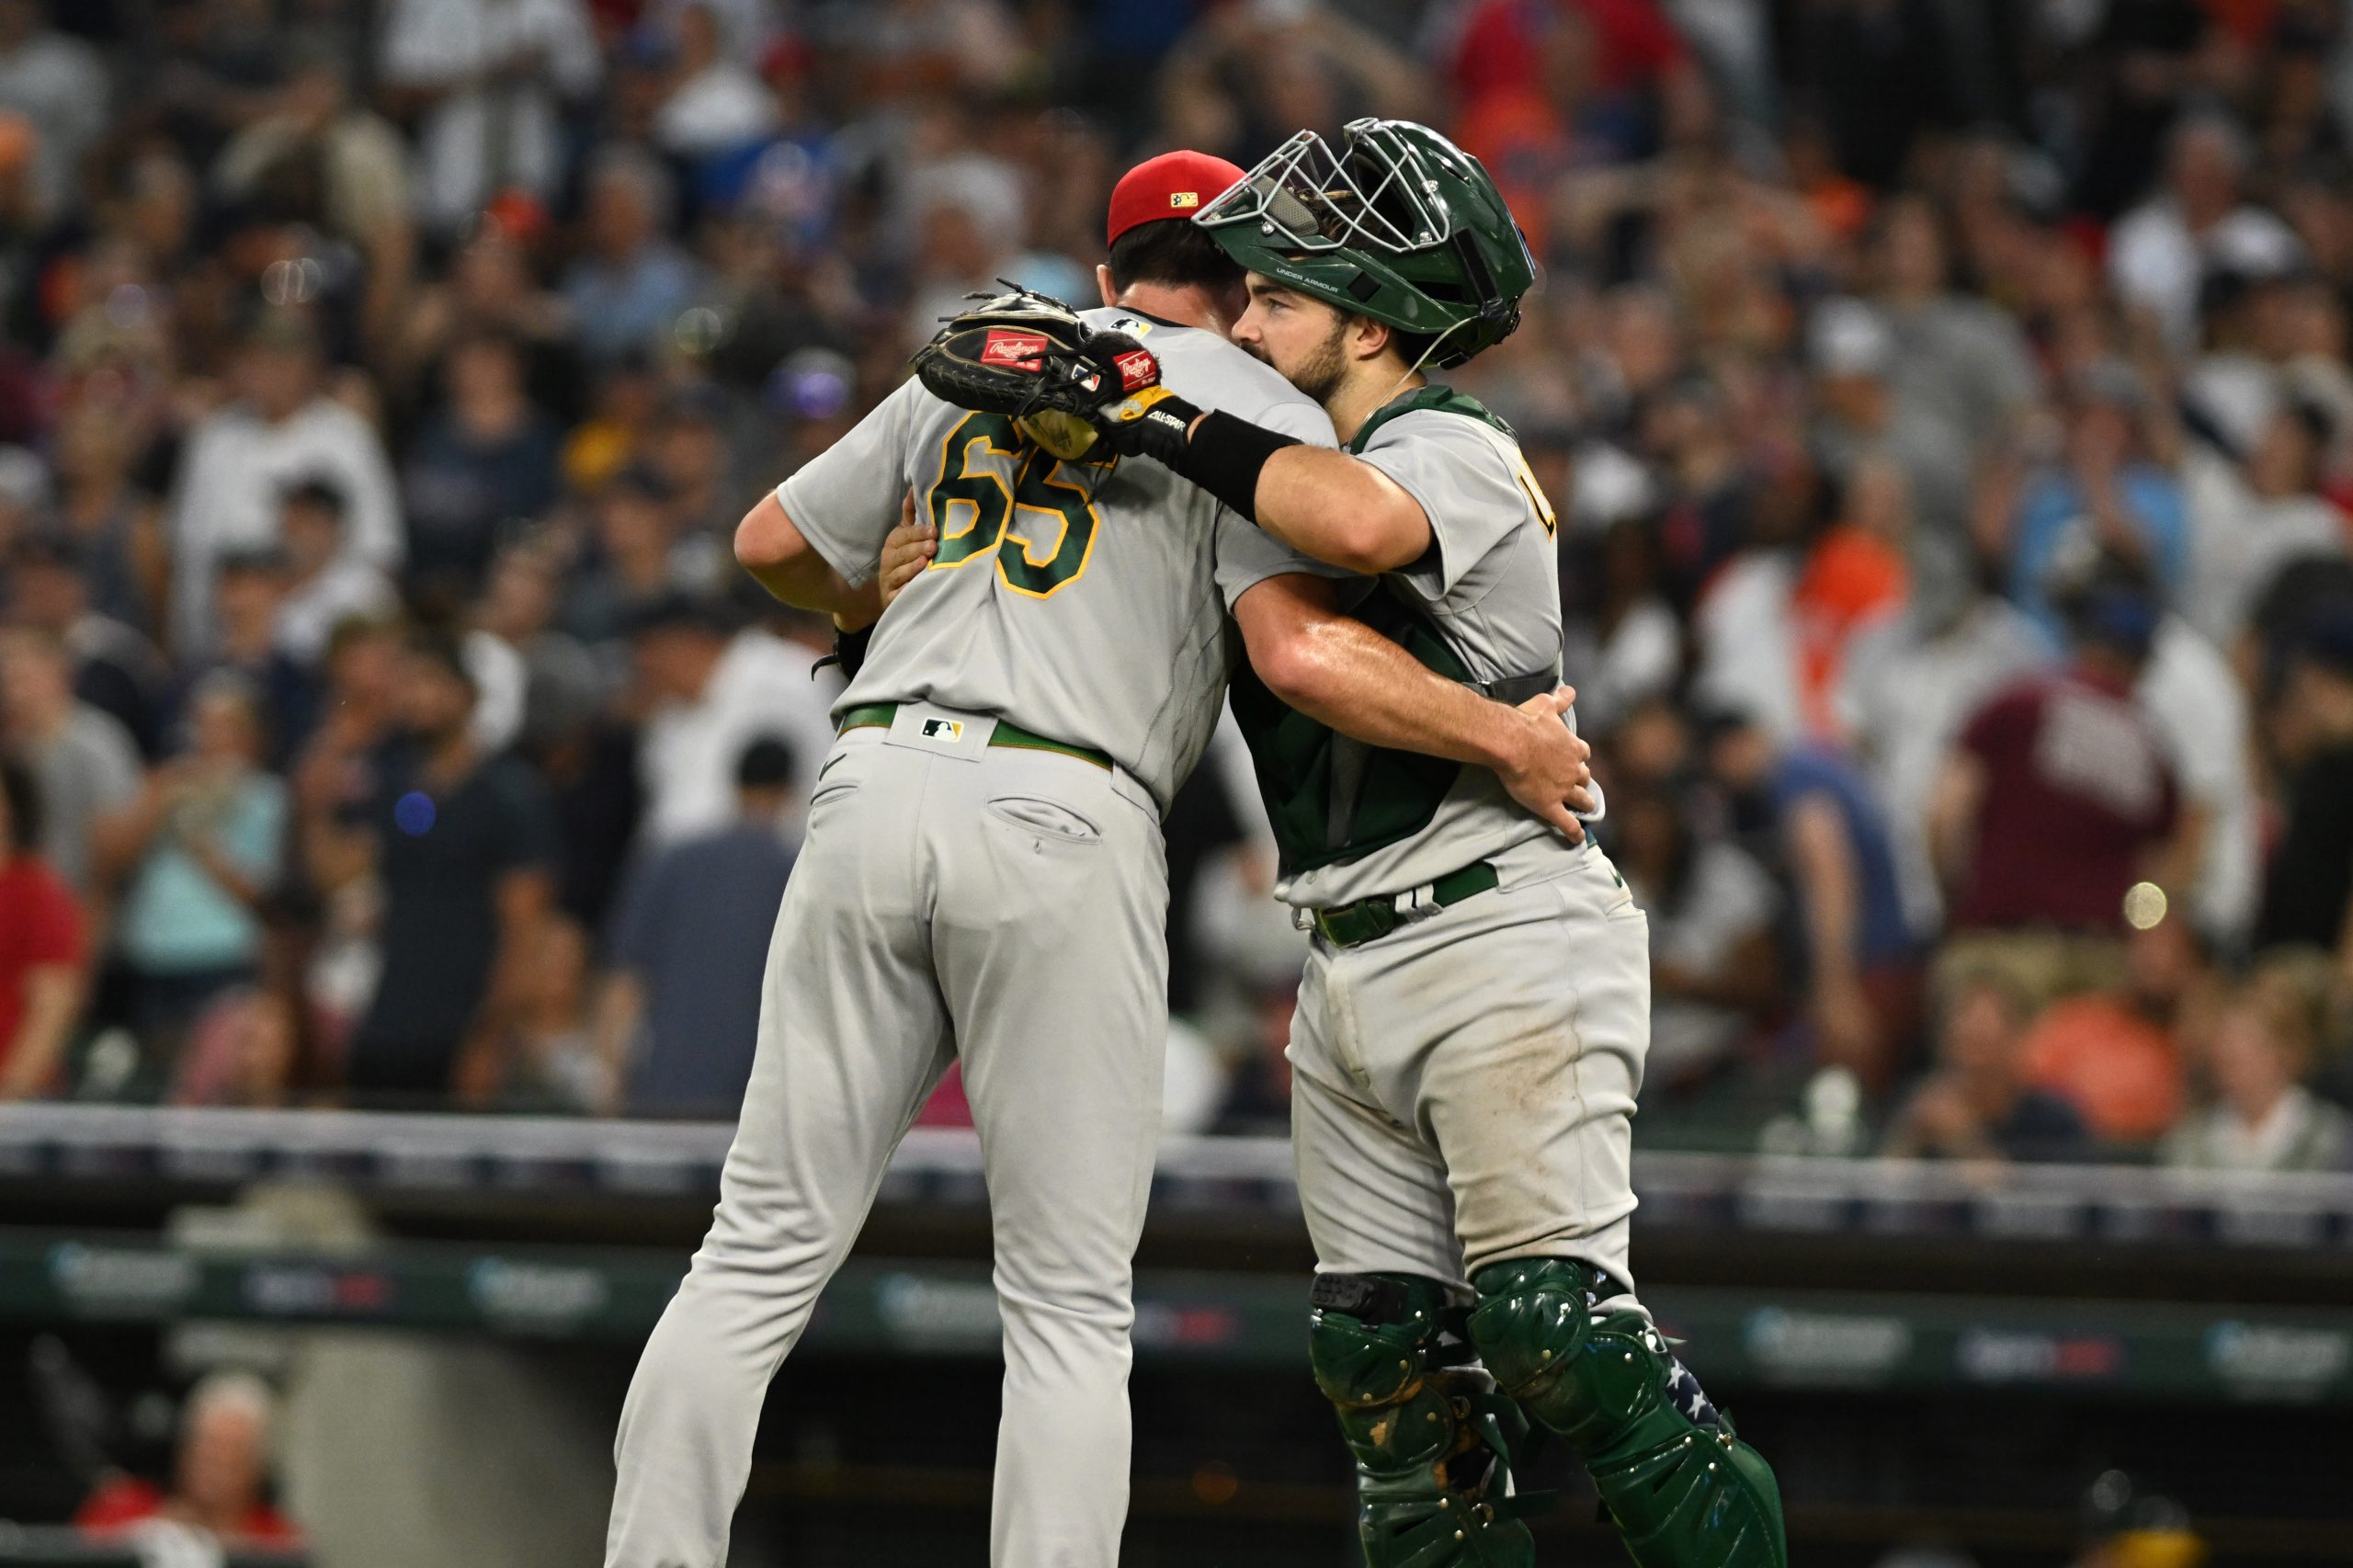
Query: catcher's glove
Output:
[[910, 286, 1200, 464]]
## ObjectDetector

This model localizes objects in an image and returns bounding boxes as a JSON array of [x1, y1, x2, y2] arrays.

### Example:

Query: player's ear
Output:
[[1351, 314, 1392, 365], [1096, 264, 1118, 308]]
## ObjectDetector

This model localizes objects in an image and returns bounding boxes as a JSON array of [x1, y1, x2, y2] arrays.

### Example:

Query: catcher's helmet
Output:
[[1191, 119, 1536, 369]]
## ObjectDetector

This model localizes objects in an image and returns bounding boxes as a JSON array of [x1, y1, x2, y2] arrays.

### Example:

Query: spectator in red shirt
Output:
[[0, 758, 83, 1100], [75, 1371, 303, 1548], [1927, 574, 2189, 1006]]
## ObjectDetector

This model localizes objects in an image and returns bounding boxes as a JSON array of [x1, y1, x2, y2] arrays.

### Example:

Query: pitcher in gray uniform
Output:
[[919, 121, 1790, 1568], [602, 150, 1598, 1568]]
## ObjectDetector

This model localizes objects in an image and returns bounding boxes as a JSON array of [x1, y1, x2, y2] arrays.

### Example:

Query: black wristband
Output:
[[1168, 408, 1302, 523], [820, 621, 873, 682]]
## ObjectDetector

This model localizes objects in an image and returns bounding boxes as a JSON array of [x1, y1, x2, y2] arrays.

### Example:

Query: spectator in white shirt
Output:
[[627, 595, 835, 848], [379, 0, 603, 236], [651, 2, 779, 158], [2163, 985, 2352, 1172], [2108, 113, 2304, 352], [165, 312, 401, 658], [272, 479, 398, 670]]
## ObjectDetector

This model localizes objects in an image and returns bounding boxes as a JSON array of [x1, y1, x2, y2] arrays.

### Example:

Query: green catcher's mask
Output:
[[1191, 118, 1537, 369]]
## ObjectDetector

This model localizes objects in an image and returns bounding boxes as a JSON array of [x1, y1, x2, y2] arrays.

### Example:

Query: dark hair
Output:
[[0, 757, 39, 854], [1106, 218, 1243, 296], [404, 627, 478, 693], [280, 477, 347, 519], [734, 734, 797, 790]]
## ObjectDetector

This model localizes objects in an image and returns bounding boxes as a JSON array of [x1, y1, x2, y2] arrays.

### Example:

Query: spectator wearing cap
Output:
[[561, 146, 705, 365], [400, 331, 563, 595], [6, 536, 171, 757], [1809, 296, 1979, 556], [2256, 613, 2353, 1008], [0, 626, 141, 898], [1928, 574, 2188, 1008], [112, 674, 287, 1070], [0, 758, 81, 1100], [378, 0, 602, 236], [2162, 983, 2351, 1172], [595, 733, 798, 1117], [629, 593, 834, 847], [165, 311, 401, 656], [303, 629, 557, 1106], [272, 480, 398, 670]]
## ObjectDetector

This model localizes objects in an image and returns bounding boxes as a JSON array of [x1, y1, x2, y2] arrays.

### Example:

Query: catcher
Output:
[[902, 120, 1786, 1568], [606, 151, 1597, 1568]]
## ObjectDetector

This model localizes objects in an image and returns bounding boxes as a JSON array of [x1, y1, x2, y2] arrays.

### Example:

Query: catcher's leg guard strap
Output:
[[1309, 1273, 1536, 1568], [1466, 1259, 1788, 1568]]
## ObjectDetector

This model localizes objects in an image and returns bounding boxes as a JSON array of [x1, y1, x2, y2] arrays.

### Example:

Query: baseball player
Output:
[[908, 120, 1787, 1568], [603, 151, 1597, 1568]]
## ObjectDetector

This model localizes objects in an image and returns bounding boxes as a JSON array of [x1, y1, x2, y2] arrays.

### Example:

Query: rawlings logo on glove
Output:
[[911, 284, 1198, 466]]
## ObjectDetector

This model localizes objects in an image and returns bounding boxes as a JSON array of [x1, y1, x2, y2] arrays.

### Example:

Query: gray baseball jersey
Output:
[[1275, 392, 1570, 908], [608, 316, 1341, 1568], [779, 308, 1341, 812]]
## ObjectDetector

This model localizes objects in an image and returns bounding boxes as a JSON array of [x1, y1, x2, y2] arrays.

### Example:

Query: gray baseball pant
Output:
[[606, 705, 1169, 1568]]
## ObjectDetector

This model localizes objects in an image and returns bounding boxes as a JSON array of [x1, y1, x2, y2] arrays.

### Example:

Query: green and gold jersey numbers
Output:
[[926, 411, 1101, 597], [1508, 448, 1556, 537]]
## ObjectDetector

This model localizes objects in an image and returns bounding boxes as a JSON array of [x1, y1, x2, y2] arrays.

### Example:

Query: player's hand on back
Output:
[[878, 488, 937, 612], [1496, 686, 1594, 844]]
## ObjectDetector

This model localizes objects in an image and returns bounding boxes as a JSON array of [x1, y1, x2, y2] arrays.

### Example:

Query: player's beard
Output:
[[1288, 316, 1352, 407]]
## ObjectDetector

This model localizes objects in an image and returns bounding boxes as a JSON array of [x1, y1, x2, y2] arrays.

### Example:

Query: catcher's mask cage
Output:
[[1191, 118, 1535, 369]]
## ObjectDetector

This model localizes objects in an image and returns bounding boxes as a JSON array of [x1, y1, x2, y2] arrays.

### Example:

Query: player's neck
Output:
[[1324, 361, 1425, 447], [1111, 282, 1233, 337]]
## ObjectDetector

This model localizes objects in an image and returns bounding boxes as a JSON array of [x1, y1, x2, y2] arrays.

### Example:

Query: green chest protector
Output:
[[1229, 388, 1562, 879]]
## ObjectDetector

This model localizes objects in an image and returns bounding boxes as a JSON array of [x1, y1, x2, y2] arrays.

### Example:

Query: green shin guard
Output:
[[1308, 1274, 1540, 1568], [1466, 1259, 1787, 1568]]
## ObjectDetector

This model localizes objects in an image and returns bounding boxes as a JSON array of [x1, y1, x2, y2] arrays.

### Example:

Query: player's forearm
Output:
[[735, 494, 868, 619], [1261, 611, 1531, 772], [1250, 447, 1431, 574]]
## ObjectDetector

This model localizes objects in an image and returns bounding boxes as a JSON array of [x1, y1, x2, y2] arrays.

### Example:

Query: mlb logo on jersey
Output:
[[980, 330, 1048, 369], [920, 718, 965, 743], [1168, 191, 1200, 210]]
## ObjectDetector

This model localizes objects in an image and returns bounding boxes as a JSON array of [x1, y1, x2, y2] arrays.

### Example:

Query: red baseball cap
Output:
[[1106, 151, 1249, 248]]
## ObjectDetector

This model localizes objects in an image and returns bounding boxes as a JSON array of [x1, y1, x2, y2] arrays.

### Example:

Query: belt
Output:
[[837, 702, 1114, 772], [1307, 860, 1500, 948]]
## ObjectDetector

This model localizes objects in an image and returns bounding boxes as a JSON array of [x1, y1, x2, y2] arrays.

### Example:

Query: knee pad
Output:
[[1308, 1273, 1536, 1568], [1466, 1259, 1786, 1568]]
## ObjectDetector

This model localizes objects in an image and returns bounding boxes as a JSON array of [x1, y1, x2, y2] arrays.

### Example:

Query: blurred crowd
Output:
[[0, 0, 2349, 1170]]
